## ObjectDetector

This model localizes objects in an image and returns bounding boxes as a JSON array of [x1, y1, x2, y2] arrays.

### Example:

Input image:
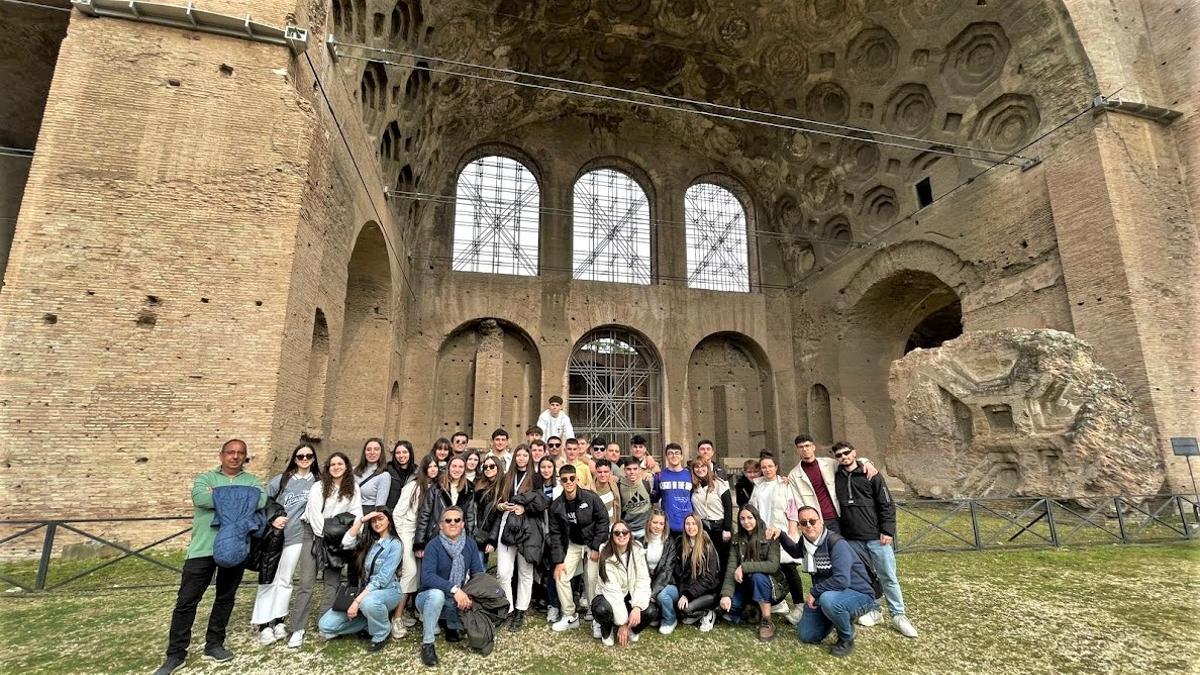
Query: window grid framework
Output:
[[568, 328, 662, 453], [685, 183, 750, 292], [452, 156, 540, 276], [572, 169, 652, 284]]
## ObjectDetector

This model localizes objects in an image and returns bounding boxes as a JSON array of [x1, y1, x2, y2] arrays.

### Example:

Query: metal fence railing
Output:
[[1, 494, 1196, 593], [892, 494, 1200, 554]]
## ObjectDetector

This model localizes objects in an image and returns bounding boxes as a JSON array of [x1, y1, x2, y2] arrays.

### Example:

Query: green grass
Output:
[[1, 543, 1197, 674]]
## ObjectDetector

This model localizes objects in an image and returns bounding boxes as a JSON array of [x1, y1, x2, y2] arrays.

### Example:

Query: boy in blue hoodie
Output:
[[653, 443, 694, 535]]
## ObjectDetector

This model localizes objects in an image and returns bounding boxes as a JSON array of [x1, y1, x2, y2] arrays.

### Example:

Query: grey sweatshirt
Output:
[[268, 472, 317, 546]]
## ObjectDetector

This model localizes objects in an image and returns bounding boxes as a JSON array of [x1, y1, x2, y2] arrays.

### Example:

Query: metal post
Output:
[[969, 500, 983, 550], [1176, 495, 1191, 539], [1045, 499, 1059, 547], [35, 522, 57, 590], [1115, 496, 1129, 543]]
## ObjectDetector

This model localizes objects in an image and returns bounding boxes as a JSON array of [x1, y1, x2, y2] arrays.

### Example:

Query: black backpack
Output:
[[826, 532, 884, 599]]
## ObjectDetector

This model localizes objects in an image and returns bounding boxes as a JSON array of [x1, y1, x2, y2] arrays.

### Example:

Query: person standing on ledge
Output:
[[536, 395, 575, 442], [154, 438, 266, 675]]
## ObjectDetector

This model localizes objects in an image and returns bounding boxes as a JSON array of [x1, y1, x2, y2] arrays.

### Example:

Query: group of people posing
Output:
[[154, 396, 917, 674]]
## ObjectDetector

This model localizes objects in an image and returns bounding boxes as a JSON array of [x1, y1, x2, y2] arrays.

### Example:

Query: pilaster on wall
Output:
[[1046, 114, 1200, 493]]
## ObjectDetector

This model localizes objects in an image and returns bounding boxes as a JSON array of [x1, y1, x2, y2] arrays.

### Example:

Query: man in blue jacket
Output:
[[771, 506, 879, 657], [154, 439, 266, 675], [415, 505, 485, 667]]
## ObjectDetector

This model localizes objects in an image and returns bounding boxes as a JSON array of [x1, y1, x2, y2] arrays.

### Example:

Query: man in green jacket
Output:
[[154, 439, 266, 675]]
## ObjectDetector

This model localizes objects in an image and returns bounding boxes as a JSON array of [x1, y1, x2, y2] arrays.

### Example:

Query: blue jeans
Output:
[[798, 589, 877, 642], [317, 586, 402, 643], [416, 589, 461, 645], [848, 538, 906, 616], [729, 572, 774, 613], [657, 585, 681, 625]]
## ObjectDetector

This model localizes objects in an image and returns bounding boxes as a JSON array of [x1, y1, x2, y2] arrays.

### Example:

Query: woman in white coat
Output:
[[590, 519, 651, 647]]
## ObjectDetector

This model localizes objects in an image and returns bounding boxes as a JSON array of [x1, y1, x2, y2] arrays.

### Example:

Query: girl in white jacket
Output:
[[591, 519, 651, 647]]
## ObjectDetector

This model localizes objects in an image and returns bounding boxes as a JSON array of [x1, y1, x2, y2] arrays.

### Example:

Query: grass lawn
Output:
[[1, 543, 1197, 675]]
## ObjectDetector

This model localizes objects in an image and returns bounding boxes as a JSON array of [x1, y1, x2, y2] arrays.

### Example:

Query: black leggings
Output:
[[591, 594, 649, 638], [780, 563, 804, 604]]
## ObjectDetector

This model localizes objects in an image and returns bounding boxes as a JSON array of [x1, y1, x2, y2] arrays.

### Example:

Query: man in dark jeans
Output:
[[154, 439, 266, 675]]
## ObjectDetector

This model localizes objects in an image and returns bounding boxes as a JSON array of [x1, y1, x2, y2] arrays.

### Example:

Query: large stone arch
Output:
[[686, 331, 778, 458], [432, 318, 541, 442], [569, 325, 664, 452], [835, 243, 975, 467], [329, 222, 394, 453]]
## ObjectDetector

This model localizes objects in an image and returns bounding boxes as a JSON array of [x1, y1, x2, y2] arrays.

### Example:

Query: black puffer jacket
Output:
[[674, 539, 723, 600], [383, 460, 414, 511], [648, 535, 678, 598], [414, 481, 476, 552], [547, 488, 610, 564], [492, 487, 550, 564]]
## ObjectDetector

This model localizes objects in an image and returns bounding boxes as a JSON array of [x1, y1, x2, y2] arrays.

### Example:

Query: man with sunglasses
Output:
[[787, 434, 877, 534], [414, 505, 485, 667], [832, 442, 917, 638], [768, 506, 879, 658], [545, 436, 566, 468], [450, 432, 470, 456], [548, 464, 610, 632]]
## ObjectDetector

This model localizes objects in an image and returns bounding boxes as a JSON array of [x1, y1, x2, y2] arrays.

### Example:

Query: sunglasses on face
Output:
[[561, 476, 577, 483], [483, 465, 498, 471], [548, 443, 561, 447], [443, 517, 463, 524], [612, 530, 631, 537], [834, 450, 852, 458], [798, 519, 821, 526], [295, 453, 314, 460]]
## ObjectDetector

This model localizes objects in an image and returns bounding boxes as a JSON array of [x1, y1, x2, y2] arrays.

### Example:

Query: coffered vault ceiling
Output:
[[327, 0, 1098, 283]]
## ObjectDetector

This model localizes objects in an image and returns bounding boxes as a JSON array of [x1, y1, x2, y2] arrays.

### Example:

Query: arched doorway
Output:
[[686, 332, 777, 457], [569, 327, 662, 452], [329, 223, 394, 453], [838, 269, 963, 464]]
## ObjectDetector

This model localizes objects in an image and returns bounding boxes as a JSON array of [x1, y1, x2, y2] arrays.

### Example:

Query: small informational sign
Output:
[[1170, 437, 1199, 457]]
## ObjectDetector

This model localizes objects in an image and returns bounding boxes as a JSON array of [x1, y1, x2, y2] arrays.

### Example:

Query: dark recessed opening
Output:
[[904, 300, 963, 354], [916, 177, 934, 208]]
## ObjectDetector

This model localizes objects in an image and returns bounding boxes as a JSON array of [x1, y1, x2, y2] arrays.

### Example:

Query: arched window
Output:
[[572, 169, 651, 284], [569, 327, 662, 451], [685, 183, 749, 292], [452, 155, 540, 276]]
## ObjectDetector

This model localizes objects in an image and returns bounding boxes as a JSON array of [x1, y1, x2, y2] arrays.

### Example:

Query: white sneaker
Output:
[[858, 609, 882, 627], [286, 630, 305, 649], [583, 610, 593, 622], [390, 618, 408, 639], [630, 631, 640, 643], [601, 633, 614, 647], [592, 621, 603, 639], [258, 627, 277, 646], [786, 605, 804, 625], [272, 623, 287, 641], [771, 601, 790, 615], [401, 612, 418, 628], [699, 610, 716, 633], [893, 614, 919, 638], [658, 621, 676, 635], [546, 607, 561, 623], [551, 614, 579, 632]]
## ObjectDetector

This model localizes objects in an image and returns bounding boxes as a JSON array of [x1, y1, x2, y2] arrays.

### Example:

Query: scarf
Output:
[[438, 532, 467, 588], [802, 530, 829, 574]]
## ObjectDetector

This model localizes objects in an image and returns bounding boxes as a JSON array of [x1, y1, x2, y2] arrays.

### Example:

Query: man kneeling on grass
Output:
[[769, 506, 878, 657]]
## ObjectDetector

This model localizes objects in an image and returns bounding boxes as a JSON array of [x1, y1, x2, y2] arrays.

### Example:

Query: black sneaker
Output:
[[508, 609, 525, 632], [366, 635, 389, 653], [420, 642, 439, 667], [830, 637, 855, 657], [151, 656, 186, 675], [444, 627, 462, 643], [202, 645, 235, 663]]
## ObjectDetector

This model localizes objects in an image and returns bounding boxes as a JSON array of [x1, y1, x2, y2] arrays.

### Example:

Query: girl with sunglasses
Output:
[[591, 519, 651, 647], [250, 443, 320, 645], [472, 456, 504, 567]]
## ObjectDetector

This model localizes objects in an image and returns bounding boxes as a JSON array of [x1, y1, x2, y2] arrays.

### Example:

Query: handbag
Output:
[[332, 541, 380, 612]]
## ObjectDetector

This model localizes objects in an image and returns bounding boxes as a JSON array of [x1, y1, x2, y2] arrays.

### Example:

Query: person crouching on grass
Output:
[[769, 506, 879, 657], [590, 519, 652, 646], [316, 508, 402, 652]]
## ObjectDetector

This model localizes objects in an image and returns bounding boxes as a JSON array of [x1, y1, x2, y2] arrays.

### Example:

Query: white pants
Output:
[[555, 542, 599, 617], [250, 542, 302, 625], [496, 541, 534, 612], [398, 530, 418, 594]]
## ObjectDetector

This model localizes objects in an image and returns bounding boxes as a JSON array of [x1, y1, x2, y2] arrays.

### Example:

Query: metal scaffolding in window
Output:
[[685, 183, 750, 292], [452, 156, 540, 276], [572, 169, 652, 284], [568, 328, 662, 453]]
